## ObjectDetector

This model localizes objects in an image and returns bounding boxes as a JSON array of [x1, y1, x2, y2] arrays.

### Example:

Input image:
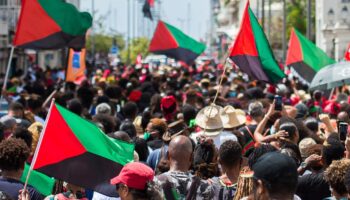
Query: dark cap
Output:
[[295, 103, 308, 119], [253, 152, 298, 189]]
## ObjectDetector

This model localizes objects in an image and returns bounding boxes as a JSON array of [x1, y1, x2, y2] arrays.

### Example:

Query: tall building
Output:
[[316, 0, 350, 61], [0, 0, 21, 71]]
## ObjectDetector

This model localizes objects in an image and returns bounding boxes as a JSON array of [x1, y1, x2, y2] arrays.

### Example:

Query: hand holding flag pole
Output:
[[23, 99, 55, 191]]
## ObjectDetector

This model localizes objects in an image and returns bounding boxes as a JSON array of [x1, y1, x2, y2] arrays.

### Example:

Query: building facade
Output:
[[316, 0, 350, 61], [0, 0, 21, 72]]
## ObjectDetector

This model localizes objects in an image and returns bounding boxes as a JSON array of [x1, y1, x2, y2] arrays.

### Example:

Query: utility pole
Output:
[[127, 0, 130, 64], [261, 0, 265, 30], [307, 0, 312, 39], [187, 2, 191, 34], [268, 0, 272, 39], [282, 0, 287, 62], [256, 0, 260, 21], [132, 0, 136, 40], [91, 0, 95, 64], [158, 0, 162, 20]]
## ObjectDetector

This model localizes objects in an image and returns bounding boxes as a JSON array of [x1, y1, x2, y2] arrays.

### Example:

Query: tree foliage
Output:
[[121, 37, 150, 64], [286, 0, 315, 40], [86, 34, 125, 54]]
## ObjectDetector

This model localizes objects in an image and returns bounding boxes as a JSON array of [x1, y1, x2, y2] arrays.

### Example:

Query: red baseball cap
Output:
[[110, 162, 154, 190]]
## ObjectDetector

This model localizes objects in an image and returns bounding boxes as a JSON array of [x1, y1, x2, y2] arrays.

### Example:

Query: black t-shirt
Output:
[[147, 139, 164, 150], [239, 125, 257, 144], [0, 177, 44, 200], [239, 125, 257, 156], [296, 171, 330, 200]]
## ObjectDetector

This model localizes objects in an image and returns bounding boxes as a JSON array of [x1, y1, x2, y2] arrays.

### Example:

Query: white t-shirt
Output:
[[92, 192, 120, 200], [191, 131, 238, 149]]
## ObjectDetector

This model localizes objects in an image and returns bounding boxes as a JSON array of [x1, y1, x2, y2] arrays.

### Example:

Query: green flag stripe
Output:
[[294, 29, 335, 72], [165, 23, 206, 55], [38, 0, 92, 36], [55, 104, 134, 166], [248, 8, 285, 83], [21, 163, 55, 196]]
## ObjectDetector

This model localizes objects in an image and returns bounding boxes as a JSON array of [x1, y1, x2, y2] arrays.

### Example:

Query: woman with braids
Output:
[[211, 140, 243, 200], [233, 167, 254, 200], [110, 162, 163, 200], [193, 139, 219, 180]]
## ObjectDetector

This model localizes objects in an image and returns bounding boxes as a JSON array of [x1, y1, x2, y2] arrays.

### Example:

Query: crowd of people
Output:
[[0, 61, 350, 200]]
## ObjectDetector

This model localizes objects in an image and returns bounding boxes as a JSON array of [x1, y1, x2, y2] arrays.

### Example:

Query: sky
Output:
[[80, 0, 211, 40]]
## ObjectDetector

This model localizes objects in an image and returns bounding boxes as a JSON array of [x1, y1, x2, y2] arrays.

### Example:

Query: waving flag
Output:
[[31, 103, 134, 196], [345, 43, 350, 61], [149, 20, 206, 64], [229, 1, 285, 84], [13, 0, 92, 50], [286, 28, 335, 83], [143, 0, 154, 20], [66, 48, 86, 84], [21, 164, 55, 196]]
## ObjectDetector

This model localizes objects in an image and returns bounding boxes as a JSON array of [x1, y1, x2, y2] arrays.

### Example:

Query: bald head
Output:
[[338, 111, 349, 123], [108, 131, 131, 143], [168, 136, 193, 170]]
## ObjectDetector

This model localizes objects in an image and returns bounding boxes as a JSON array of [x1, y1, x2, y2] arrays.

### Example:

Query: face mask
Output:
[[143, 132, 151, 140]]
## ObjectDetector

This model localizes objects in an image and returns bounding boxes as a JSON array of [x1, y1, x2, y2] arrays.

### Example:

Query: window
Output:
[[0, 0, 8, 6]]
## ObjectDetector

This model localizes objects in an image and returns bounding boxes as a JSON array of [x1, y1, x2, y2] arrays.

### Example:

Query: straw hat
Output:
[[195, 105, 227, 136], [221, 106, 246, 129]]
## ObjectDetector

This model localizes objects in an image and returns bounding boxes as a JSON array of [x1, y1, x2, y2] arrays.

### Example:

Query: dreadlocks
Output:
[[233, 167, 254, 200]]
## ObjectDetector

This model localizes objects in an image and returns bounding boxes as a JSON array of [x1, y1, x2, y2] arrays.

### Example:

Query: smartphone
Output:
[[339, 122, 348, 141], [274, 95, 283, 111]]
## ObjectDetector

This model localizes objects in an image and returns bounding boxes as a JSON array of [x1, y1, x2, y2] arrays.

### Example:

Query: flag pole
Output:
[[203, 51, 231, 134], [0, 46, 15, 109], [23, 99, 55, 191]]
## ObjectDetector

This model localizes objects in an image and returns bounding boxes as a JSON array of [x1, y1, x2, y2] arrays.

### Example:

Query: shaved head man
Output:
[[168, 135, 193, 172], [156, 135, 214, 199]]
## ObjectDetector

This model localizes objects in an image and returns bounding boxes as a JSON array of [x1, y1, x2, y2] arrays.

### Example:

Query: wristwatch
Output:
[[300, 162, 308, 169]]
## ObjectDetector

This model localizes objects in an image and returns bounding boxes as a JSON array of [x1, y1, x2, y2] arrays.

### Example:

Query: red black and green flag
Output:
[[21, 163, 55, 196], [143, 0, 154, 20], [286, 28, 335, 83], [345, 43, 350, 61], [31, 103, 134, 195], [149, 20, 206, 64], [229, 2, 285, 84], [13, 0, 92, 50]]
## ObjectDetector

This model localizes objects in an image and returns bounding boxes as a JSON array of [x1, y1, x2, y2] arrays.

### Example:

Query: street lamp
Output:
[[328, 8, 335, 25], [341, 6, 348, 24]]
